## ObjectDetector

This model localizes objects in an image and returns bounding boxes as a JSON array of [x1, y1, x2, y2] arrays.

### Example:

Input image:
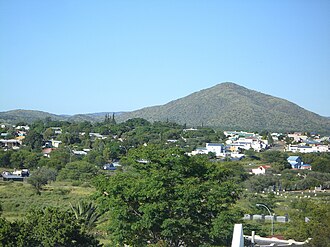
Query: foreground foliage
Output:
[[0, 207, 101, 247], [284, 200, 330, 247], [93, 145, 245, 246]]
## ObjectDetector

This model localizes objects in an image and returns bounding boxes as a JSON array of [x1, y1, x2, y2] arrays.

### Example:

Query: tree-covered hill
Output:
[[116, 82, 330, 133], [0, 109, 65, 124], [0, 109, 122, 124], [1, 83, 329, 133]]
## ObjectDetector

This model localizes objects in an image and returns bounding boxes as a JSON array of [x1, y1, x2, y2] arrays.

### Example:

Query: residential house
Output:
[[89, 133, 107, 139], [287, 144, 330, 153], [51, 127, 62, 135], [15, 125, 30, 131], [190, 147, 208, 156], [287, 156, 302, 169], [42, 148, 53, 157], [251, 165, 271, 175], [103, 162, 121, 170], [0, 139, 22, 149], [1, 171, 25, 181], [287, 133, 308, 143], [301, 164, 312, 170], [205, 143, 225, 157], [226, 137, 267, 152], [224, 131, 256, 138], [51, 139, 62, 148], [189, 143, 225, 157], [12, 169, 30, 177], [72, 150, 88, 155]]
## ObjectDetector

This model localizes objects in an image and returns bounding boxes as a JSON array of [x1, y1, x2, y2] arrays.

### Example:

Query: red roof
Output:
[[42, 148, 53, 154]]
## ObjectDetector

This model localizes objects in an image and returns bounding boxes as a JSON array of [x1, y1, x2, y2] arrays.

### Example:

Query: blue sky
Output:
[[1, 0, 329, 116]]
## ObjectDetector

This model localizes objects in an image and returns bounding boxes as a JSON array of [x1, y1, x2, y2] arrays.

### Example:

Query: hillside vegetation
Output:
[[0, 110, 120, 125], [1, 83, 329, 133], [117, 82, 330, 133]]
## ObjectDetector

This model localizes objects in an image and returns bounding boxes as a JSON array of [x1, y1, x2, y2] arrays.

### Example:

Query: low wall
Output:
[[243, 214, 288, 222]]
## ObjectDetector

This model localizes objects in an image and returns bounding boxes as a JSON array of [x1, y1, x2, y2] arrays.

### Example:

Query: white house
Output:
[[51, 139, 62, 148], [227, 137, 267, 152], [72, 150, 87, 155], [288, 133, 308, 142], [189, 143, 225, 157], [251, 165, 271, 175], [287, 144, 330, 153], [205, 143, 225, 156], [15, 125, 30, 131]]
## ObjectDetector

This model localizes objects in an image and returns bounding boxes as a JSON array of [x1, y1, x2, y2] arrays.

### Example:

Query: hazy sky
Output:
[[1, 0, 329, 116]]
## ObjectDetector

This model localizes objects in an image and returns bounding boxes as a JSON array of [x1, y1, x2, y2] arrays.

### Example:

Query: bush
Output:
[[0, 207, 101, 246], [28, 167, 57, 194], [57, 161, 99, 182]]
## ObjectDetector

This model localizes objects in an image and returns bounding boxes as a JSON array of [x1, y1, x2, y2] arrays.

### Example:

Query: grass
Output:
[[0, 180, 96, 222]]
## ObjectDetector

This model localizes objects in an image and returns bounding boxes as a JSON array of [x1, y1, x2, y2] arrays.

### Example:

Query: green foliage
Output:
[[0, 207, 101, 247], [0, 216, 19, 247], [310, 157, 330, 173], [24, 129, 43, 150], [28, 167, 57, 194], [0, 180, 96, 222], [93, 145, 244, 246], [261, 151, 288, 164], [57, 161, 99, 181], [70, 200, 101, 232], [43, 127, 54, 140], [83, 149, 106, 167], [284, 200, 330, 246], [9, 149, 40, 169], [41, 147, 71, 171], [0, 150, 13, 167], [244, 174, 277, 193], [279, 170, 330, 191], [115, 82, 330, 133]]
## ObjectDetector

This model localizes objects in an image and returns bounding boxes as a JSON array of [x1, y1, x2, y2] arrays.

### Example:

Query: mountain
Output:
[[0, 109, 122, 124], [1, 83, 329, 133], [116, 82, 330, 133], [0, 110, 65, 124]]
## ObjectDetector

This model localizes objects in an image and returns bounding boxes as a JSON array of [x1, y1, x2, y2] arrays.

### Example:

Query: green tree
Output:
[[25, 152, 40, 169], [0, 217, 20, 247], [0, 149, 12, 167], [244, 174, 277, 192], [42, 147, 71, 171], [285, 200, 330, 246], [93, 145, 243, 246], [43, 127, 54, 141], [267, 133, 274, 146], [311, 157, 330, 173], [10, 151, 41, 169], [57, 161, 98, 181], [24, 129, 43, 150], [84, 150, 105, 167], [102, 142, 121, 161], [261, 151, 288, 164], [10, 149, 31, 169], [28, 167, 57, 194], [0, 207, 101, 247]]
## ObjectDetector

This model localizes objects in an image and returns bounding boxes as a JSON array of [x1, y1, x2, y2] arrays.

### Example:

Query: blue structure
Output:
[[103, 162, 122, 171], [287, 156, 302, 169], [103, 163, 117, 170]]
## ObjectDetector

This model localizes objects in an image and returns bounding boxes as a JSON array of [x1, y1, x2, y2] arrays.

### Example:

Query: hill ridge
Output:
[[116, 82, 330, 133], [1, 82, 329, 133]]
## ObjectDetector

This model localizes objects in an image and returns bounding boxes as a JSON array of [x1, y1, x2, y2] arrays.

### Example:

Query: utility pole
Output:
[[256, 203, 274, 236]]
